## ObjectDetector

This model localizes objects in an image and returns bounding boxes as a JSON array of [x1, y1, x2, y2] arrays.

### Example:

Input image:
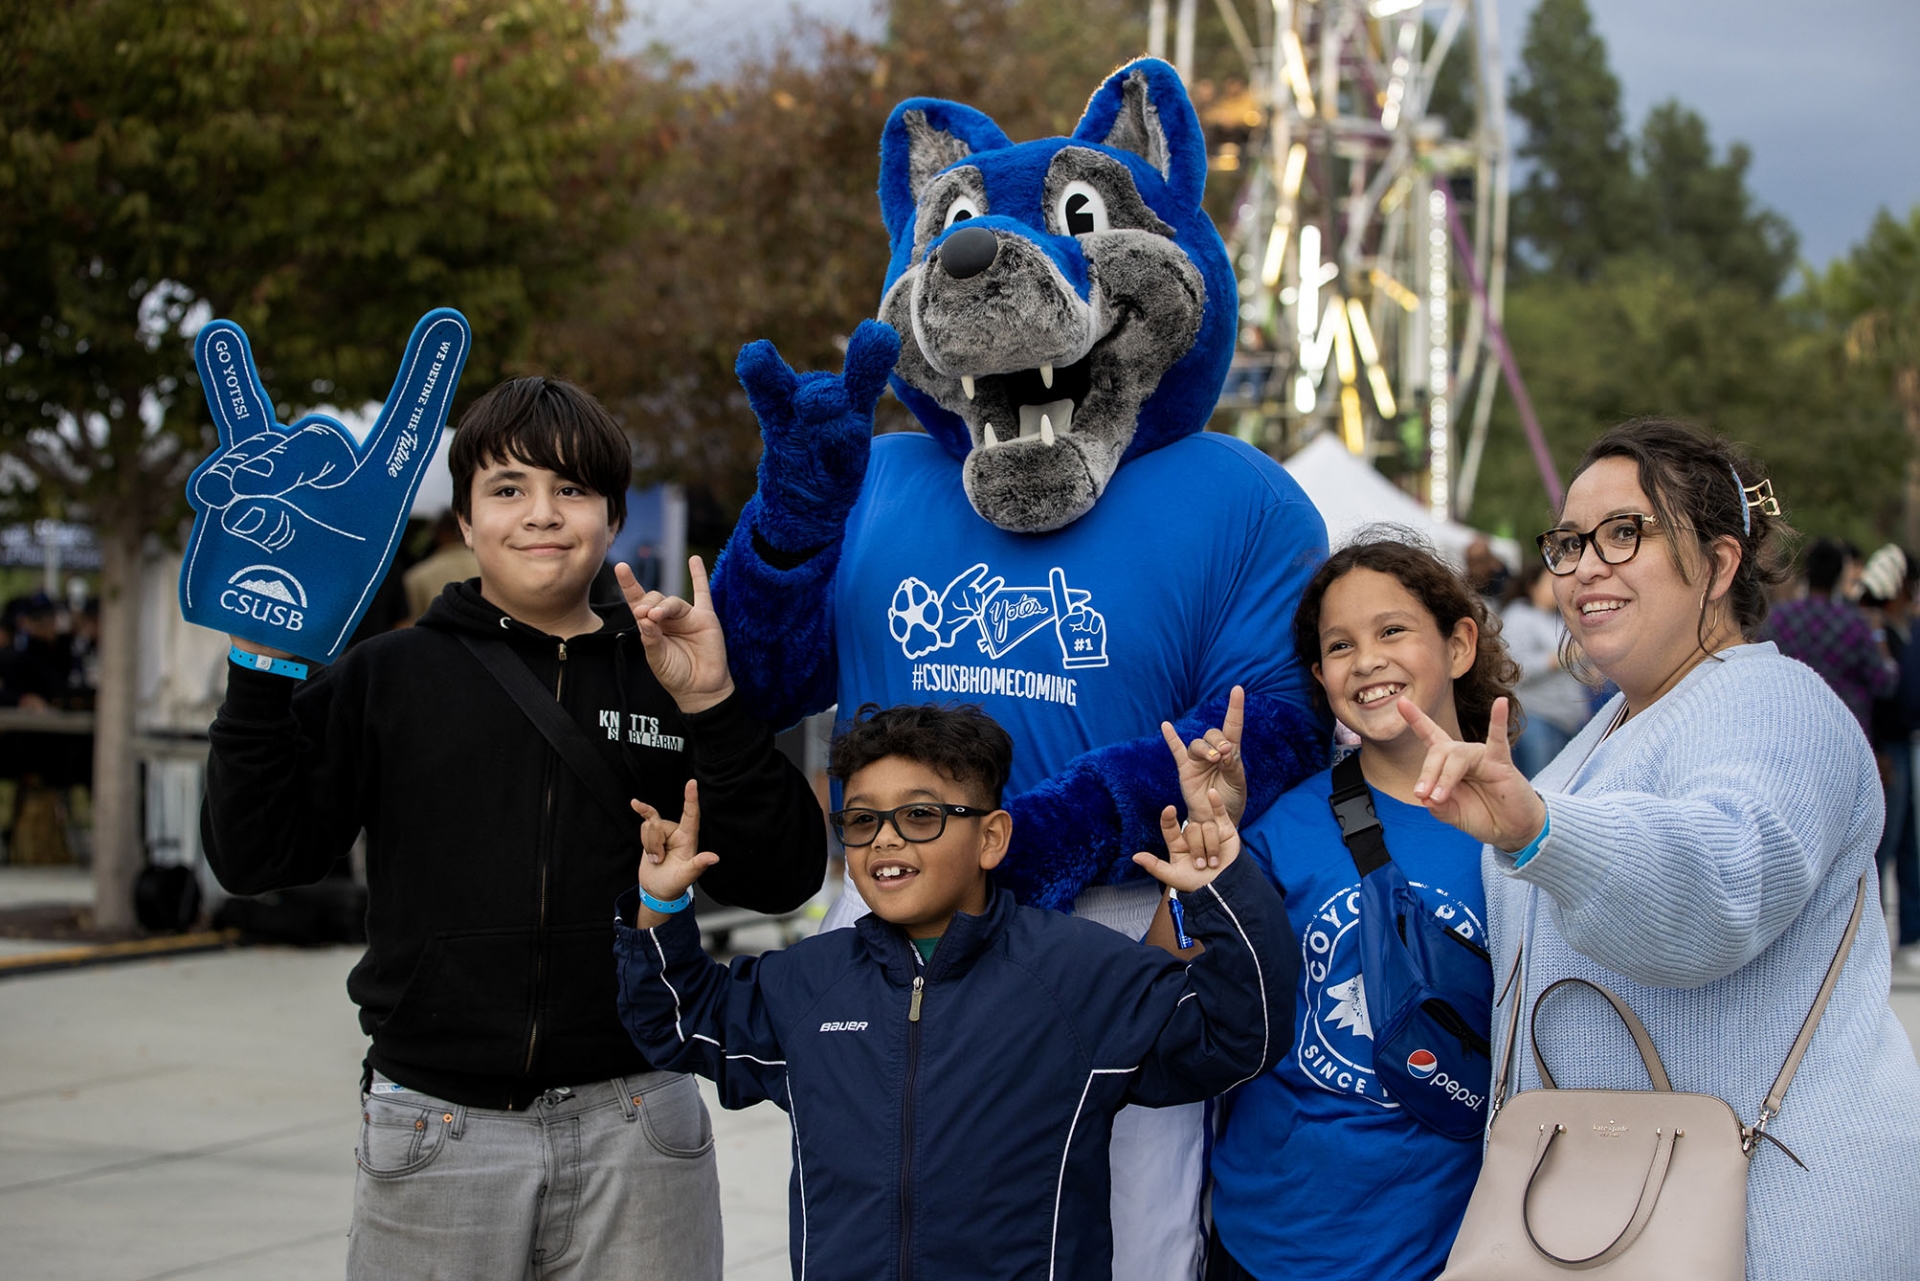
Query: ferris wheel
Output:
[[1151, 0, 1517, 519]]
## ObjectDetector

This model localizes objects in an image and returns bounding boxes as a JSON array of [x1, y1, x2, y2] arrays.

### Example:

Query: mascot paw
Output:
[[737, 320, 901, 554], [887, 576, 943, 659]]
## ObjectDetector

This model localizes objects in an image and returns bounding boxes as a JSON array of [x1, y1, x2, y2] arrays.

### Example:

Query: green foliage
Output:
[[1483, 0, 1906, 549], [1812, 205, 1920, 385], [1801, 204, 1920, 543], [1469, 258, 1906, 549], [543, 0, 1147, 508], [1637, 102, 1797, 298], [535, 25, 896, 510], [1508, 0, 1639, 280], [0, 0, 651, 535]]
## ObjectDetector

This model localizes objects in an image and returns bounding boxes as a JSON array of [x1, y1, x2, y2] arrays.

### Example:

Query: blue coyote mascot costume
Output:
[[712, 59, 1328, 1277]]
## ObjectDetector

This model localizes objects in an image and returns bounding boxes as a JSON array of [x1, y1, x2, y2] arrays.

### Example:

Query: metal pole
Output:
[[1442, 186, 1562, 508], [1149, 0, 1169, 60], [1456, 0, 1513, 518], [1174, 0, 1197, 83]]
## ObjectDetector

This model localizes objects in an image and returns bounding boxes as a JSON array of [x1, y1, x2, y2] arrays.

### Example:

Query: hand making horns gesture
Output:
[[1132, 789, 1241, 893], [1396, 695, 1548, 853], [618, 554, 736, 715], [631, 779, 719, 904], [1160, 684, 1248, 825]]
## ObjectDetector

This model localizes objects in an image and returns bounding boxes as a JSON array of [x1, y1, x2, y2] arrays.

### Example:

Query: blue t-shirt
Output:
[[835, 431, 1325, 798], [1212, 763, 1487, 1281]]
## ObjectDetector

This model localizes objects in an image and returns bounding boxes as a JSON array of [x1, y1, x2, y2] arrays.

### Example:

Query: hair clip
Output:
[[1743, 477, 1780, 517]]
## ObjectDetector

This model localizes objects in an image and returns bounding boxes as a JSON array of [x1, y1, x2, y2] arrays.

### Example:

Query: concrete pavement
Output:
[[0, 932, 799, 1281], [1, 875, 1917, 1281]]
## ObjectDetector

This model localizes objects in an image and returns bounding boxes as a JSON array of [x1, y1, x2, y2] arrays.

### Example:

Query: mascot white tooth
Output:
[[711, 58, 1330, 1280]]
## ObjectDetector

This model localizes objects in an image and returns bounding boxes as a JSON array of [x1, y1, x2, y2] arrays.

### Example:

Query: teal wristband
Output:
[[1509, 804, 1550, 868], [230, 644, 308, 682], [640, 887, 695, 914]]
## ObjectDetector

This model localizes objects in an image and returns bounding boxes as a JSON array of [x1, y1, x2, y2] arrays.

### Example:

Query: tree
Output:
[[0, 0, 651, 930], [1465, 257, 1906, 548], [540, 0, 1146, 516], [1811, 206, 1920, 544], [1507, 0, 1640, 280], [1637, 101, 1797, 298], [1476, 0, 1884, 547]]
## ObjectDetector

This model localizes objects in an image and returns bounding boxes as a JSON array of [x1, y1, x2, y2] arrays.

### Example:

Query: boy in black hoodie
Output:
[[202, 377, 826, 1281]]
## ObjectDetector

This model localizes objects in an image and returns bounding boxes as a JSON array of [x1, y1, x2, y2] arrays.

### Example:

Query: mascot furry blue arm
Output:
[[714, 59, 1328, 911]]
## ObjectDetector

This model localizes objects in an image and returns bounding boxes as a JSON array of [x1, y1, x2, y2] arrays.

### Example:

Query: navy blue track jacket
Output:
[[613, 854, 1296, 1280]]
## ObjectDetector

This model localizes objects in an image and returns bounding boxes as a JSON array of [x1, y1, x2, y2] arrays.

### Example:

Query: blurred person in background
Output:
[[403, 509, 481, 624], [65, 597, 99, 706], [1465, 535, 1510, 607], [1501, 558, 1593, 777], [1765, 536, 1897, 738], [1859, 544, 1920, 970], [0, 593, 74, 712]]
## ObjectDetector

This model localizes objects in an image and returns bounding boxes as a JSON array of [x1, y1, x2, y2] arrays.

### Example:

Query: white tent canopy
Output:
[[1281, 433, 1521, 570]]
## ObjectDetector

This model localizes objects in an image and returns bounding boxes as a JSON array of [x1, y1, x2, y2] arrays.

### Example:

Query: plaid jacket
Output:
[[1763, 594, 1897, 735]]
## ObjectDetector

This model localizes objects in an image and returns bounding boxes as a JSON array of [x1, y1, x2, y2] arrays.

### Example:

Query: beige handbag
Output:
[[1438, 875, 1866, 1280]]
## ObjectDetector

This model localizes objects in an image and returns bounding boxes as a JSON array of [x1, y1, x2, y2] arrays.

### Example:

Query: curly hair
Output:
[[829, 703, 1014, 807], [1291, 528, 1524, 744]]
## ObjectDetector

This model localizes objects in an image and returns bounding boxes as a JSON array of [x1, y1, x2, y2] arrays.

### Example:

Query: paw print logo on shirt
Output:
[[885, 562, 1108, 669]]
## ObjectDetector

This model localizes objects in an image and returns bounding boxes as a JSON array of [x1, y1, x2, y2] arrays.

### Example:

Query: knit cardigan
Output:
[[1485, 643, 1920, 1280]]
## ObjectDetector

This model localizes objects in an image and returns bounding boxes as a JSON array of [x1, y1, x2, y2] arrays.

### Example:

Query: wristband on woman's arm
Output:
[[1509, 804, 1551, 868]]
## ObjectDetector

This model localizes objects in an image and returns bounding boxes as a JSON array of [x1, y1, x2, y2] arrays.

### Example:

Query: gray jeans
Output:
[[347, 1070, 722, 1281]]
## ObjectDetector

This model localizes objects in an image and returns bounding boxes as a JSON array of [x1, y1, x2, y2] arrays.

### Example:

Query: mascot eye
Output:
[[943, 195, 982, 229], [1056, 181, 1110, 236]]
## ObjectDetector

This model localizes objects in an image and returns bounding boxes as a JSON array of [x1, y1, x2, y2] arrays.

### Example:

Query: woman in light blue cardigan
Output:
[[1400, 418, 1920, 1278]]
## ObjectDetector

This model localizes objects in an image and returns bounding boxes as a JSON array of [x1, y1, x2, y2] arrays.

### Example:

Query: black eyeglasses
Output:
[[828, 803, 991, 847], [1535, 514, 1665, 576]]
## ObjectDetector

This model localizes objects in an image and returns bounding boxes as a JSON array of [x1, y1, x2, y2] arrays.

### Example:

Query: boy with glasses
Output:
[[613, 701, 1295, 1280]]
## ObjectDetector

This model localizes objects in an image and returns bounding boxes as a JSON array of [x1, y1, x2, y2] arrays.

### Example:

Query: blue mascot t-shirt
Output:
[[836, 430, 1324, 798], [1211, 763, 1487, 1280]]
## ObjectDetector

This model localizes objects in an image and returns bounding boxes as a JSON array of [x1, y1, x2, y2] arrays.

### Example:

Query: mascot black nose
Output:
[[939, 224, 999, 279]]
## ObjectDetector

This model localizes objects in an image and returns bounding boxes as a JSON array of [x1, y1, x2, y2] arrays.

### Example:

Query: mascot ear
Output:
[[1071, 57, 1207, 212], [878, 99, 1013, 244]]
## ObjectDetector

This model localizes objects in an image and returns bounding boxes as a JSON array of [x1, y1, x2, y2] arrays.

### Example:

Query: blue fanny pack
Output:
[[1328, 754, 1494, 1140]]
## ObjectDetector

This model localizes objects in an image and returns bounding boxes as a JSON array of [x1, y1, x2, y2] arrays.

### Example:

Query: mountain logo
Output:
[[1323, 975, 1372, 1040], [1406, 1049, 1439, 1079], [227, 565, 308, 607], [220, 564, 310, 632]]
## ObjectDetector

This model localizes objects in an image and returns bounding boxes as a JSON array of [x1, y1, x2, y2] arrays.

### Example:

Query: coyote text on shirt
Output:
[[1212, 764, 1488, 1281]]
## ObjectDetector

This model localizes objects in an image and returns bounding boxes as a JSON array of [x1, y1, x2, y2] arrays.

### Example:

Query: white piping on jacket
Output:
[[1048, 1066, 1136, 1280]]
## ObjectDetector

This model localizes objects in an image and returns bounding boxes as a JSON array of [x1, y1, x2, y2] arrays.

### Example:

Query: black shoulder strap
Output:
[[456, 631, 635, 829], [1328, 752, 1391, 877]]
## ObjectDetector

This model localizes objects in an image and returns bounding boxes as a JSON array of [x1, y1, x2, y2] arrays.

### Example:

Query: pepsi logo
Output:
[[1406, 1049, 1439, 1078]]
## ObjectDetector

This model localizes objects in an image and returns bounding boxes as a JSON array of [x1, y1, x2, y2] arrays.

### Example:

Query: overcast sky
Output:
[[622, 0, 1919, 269]]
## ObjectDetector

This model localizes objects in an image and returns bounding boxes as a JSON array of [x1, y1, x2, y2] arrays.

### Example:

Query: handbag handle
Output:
[[1522, 1121, 1680, 1268], [1489, 944, 1525, 1117], [1762, 873, 1867, 1120], [1529, 977, 1674, 1092]]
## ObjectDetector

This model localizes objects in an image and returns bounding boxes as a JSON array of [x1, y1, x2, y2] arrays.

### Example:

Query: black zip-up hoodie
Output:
[[202, 580, 827, 1109]]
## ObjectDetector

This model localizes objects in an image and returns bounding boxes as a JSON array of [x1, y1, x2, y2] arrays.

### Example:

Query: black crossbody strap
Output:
[[457, 631, 635, 828], [1328, 752, 1391, 876]]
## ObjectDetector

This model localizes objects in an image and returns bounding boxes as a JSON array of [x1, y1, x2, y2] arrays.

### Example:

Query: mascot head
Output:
[[877, 58, 1235, 534]]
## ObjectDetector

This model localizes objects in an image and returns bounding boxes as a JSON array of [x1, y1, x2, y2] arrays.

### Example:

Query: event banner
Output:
[[179, 308, 471, 662]]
